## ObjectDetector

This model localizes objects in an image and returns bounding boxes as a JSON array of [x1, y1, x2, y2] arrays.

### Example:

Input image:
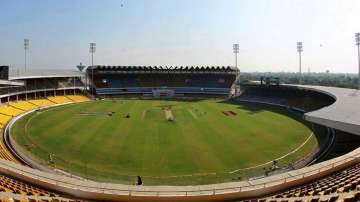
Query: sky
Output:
[[0, 0, 360, 73]]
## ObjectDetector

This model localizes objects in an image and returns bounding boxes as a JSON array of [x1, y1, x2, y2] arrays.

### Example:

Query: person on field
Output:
[[135, 176, 143, 186]]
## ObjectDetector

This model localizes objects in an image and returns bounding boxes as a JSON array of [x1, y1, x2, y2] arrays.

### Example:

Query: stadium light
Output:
[[232, 43, 240, 96], [356, 33, 360, 90], [89, 43, 96, 96], [297, 42, 303, 84], [24, 39, 29, 71], [233, 44, 239, 69]]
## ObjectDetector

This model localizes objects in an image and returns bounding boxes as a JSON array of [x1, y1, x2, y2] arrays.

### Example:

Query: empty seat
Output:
[[28, 100, 54, 107], [65, 95, 89, 103], [46, 97, 72, 104], [10, 102, 37, 111]]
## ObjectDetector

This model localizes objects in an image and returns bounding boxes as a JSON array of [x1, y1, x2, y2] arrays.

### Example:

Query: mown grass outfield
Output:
[[11, 99, 317, 185]]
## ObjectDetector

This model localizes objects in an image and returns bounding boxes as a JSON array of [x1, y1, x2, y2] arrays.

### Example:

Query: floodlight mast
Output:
[[297, 42, 303, 85], [232, 44, 240, 96], [356, 33, 360, 90], [89, 43, 96, 96], [24, 39, 29, 71], [233, 44, 239, 69]]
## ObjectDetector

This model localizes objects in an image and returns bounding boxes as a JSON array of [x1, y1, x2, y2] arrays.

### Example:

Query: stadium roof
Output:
[[0, 80, 24, 86], [303, 85, 360, 136], [9, 68, 83, 80], [88, 65, 238, 72]]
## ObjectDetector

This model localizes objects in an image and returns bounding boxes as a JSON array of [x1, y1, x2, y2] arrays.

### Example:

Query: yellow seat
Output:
[[28, 99, 54, 107], [47, 96, 72, 104], [66, 95, 89, 102], [0, 105, 23, 116], [10, 101, 37, 111], [0, 114, 11, 125]]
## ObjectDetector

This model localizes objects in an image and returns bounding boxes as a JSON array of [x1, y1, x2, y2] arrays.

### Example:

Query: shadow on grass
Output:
[[235, 104, 265, 115], [216, 99, 309, 125], [216, 99, 267, 115]]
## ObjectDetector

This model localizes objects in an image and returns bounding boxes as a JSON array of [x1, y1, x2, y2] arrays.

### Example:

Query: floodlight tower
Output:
[[233, 44, 239, 69], [232, 43, 240, 96], [24, 39, 29, 71], [356, 33, 360, 90], [89, 43, 96, 96], [297, 42, 303, 84]]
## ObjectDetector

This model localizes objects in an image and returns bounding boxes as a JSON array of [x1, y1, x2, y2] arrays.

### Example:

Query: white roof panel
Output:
[[9, 68, 83, 80], [300, 85, 360, 135]]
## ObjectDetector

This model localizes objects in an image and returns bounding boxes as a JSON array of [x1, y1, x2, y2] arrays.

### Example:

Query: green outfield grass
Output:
[[11, 99, 317, 185]]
